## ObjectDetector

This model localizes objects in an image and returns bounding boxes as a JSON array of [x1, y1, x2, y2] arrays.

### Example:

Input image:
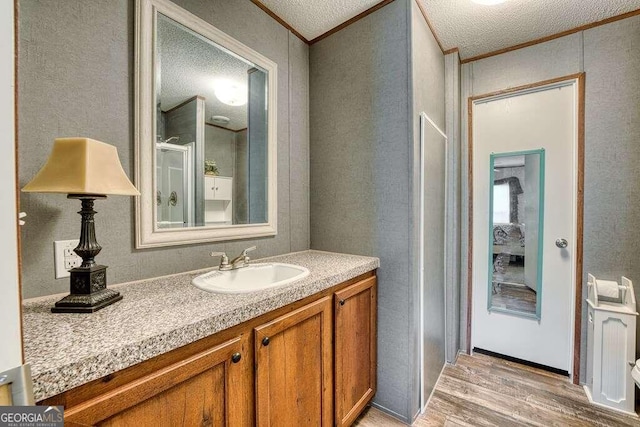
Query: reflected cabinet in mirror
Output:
[[488, 149, 544, 319], [135, 0, 277, 248]]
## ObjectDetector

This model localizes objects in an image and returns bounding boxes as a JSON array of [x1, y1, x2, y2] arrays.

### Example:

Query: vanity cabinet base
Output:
[[41, 271, 376, 427]]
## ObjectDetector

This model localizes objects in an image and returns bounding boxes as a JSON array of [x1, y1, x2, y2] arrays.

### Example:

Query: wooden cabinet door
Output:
[[64, 335, 251, 427], [334, 276, 377, 426], [254, 297, 333, 427]]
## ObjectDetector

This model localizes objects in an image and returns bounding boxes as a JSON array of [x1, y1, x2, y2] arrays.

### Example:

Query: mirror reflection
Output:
[[155, 13, 269, 229], [489, 150, 544, 319]]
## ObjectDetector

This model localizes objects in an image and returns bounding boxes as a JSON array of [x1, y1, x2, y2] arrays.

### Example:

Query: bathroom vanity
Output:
[[23, 251, 378, 426]]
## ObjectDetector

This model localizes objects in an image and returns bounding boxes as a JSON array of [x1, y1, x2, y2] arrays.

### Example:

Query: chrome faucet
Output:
[[210, 246, 256, 271], [210, 251, 230, 270], [229, 246, 257, 270]]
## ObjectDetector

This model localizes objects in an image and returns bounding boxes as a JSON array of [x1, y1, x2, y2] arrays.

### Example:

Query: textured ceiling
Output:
[[258, 0, 639, 58], [419, 0, 640, 59], [258, 0, 382, 40], [158, 14, 252, 130]]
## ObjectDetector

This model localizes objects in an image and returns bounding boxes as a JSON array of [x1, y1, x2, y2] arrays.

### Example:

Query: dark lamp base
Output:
[[51, 265, 123, 313]]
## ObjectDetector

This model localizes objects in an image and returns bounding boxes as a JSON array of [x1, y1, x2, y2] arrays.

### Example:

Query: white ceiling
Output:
[[158, 14, 253, 130], [258, 0, 381, 41], [258, 0, 639, 58], [420, 0, 640, 59]]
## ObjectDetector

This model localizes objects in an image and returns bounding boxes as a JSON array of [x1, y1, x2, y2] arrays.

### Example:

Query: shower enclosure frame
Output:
[[155, 141, 194, 228]]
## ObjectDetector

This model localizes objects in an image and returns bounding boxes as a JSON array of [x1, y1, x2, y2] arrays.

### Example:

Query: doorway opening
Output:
[[467, 73, 585, 384]]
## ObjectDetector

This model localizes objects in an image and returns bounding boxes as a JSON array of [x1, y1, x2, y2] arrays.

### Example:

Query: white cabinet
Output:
[[204, 176, 233, 224], [584, 274, 637, 416], [205, 176, 232, 201]]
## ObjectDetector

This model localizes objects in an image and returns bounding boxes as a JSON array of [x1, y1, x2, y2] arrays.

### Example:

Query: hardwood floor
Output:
[[354, 353, 640, 426], [491, 282, 537, 315]]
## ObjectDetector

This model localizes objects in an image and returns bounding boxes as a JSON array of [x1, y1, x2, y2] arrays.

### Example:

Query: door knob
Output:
[[555, 238, 568, 248], [168, 191, 178, 206]]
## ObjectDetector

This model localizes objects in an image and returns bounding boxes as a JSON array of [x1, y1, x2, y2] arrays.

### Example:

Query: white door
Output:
[[471, 80, 578, 373], [0, 0, 23, 373]]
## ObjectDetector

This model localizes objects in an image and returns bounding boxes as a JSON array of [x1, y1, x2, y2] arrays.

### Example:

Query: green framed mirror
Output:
[[488, 149, 545, 319]]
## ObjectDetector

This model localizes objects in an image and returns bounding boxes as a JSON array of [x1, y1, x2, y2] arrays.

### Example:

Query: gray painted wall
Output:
[[310, 0, 411, 420], [248, 69, 268, 223], [204, 125, 236, 178], [18, 0, 310, 298], [234, 129, 249, 224], [459, 15, 640, 382], [310, 0, 445, 421], [166, 97, 205, 225], [409, 0, 446, 418], [288, 33, 310, 252], [444, 51, 461, 364]]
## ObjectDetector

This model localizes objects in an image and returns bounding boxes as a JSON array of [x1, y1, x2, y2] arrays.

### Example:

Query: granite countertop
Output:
[[22, 250, 379, 401]]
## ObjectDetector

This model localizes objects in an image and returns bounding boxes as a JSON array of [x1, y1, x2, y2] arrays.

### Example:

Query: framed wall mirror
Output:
[[488, 149, 545, 319], [135, 0, 277, 248]]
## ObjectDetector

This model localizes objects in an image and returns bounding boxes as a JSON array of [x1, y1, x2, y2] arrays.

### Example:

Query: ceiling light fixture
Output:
[[211, 115, 230, 125], [471, 0, 507, 5], [214, 80, 248, 106]]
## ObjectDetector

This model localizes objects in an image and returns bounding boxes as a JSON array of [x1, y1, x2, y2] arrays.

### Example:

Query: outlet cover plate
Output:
[[54, 240, 81, 279]]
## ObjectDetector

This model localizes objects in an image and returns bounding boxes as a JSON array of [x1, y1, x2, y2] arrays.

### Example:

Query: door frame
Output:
[[155, 142, 193, 226], [466, 73, 585, 384], [0, 0, 23, 372]]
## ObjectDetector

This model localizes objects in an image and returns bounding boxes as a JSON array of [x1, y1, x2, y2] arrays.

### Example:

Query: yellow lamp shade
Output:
[[22, 138, 139, 196]]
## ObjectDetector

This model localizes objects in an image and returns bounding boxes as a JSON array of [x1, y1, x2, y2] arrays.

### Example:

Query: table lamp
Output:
[[22, 138, 140, 313]]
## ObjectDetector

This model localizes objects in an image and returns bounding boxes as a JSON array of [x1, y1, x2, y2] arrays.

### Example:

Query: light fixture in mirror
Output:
[[135, 0, 277, 248], [488, 149, 544, 319], [214, 79, 248, 106]]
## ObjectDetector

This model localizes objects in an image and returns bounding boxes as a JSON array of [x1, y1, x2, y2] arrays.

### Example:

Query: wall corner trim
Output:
[[413, 0, 446, 54], [460, 8, 640, 64], [249, 0, 309, 43]]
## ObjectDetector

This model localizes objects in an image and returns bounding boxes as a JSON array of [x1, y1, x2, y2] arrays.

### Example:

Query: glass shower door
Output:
[[156, 143, 190, 228]]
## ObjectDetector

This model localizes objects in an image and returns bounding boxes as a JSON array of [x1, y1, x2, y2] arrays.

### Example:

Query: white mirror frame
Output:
[[135, 0, 278, 248]]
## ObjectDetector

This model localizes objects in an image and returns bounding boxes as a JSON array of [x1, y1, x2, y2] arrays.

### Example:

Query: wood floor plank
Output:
[[463, 352, 569, 382], [460, 353, 586, 398], [414, 408, 447, 426], [355, 353, 640, 426], [446, 361, 637, 426], [353, 406, 406, 426], [429, 390, 534, 427], [443, 419, 467, 427], [438, 373, 604, 427]]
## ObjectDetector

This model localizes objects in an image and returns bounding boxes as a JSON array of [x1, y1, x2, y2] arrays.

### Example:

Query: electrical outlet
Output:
[[64, 257, 82, 270], [54, 240, 81, 279]]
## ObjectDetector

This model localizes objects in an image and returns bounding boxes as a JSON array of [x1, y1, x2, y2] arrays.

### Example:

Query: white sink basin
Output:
[[192, 263, 310, 294]]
